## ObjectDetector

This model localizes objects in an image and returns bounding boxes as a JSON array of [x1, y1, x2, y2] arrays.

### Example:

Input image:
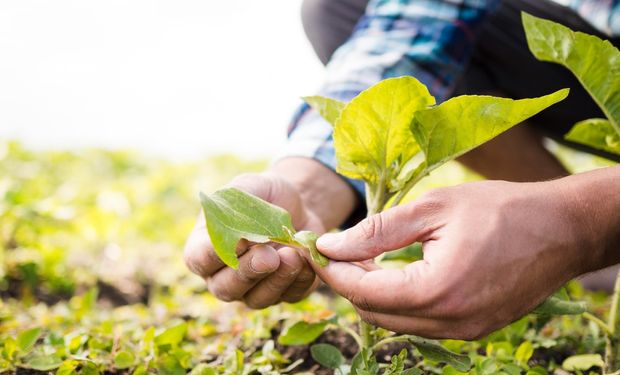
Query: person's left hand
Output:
[[312, 179, 599, 340]]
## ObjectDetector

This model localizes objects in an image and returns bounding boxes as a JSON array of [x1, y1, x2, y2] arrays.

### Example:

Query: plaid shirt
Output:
[[284, 0, 620, 198]]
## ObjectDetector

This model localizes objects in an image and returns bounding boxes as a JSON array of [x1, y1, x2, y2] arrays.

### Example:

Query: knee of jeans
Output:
[[300, 0, 332, 64]]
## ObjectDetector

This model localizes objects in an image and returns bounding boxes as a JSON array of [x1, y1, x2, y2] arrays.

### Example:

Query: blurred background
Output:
[[0, 0, 323, 160]]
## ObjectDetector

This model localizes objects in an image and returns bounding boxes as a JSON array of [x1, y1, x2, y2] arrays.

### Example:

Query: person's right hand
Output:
[[183, 172, 324, 309]]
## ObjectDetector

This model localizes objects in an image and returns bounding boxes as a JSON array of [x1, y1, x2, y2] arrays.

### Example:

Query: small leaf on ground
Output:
[[310, 343, 344, 369], [114, 350, 135, 369], [278, 320, 330, 346], [155, 322, 188, 347], [409, 336, 471, 372], [16, 327, 41, 353], [562, 354, 605, 371], [25, 355, 63, 371]]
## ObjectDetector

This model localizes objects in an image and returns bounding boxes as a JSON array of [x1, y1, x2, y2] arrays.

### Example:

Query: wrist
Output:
[[268, 157, 359, 230], [556, 166, 620, 274]]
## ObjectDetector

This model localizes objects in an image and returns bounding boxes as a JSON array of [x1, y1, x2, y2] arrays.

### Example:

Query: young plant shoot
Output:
[[200, 75, 581, 372]]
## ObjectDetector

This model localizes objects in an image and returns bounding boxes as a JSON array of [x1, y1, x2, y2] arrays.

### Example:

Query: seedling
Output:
[[201, 74, 577, 372], [523, 12, 620, 374]]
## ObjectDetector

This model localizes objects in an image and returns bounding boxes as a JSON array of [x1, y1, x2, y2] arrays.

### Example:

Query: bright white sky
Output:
[[0, 0, 324, 160]]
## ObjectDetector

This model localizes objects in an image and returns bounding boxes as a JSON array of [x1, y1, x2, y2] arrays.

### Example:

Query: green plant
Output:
[[200, 75, 583, 372], [523, 12, 620, 374]]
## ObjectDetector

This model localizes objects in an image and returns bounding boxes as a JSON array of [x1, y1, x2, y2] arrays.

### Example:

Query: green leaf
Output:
[[350, 348, 379, 375], [56, 360, 79, 375], [278, 320, 329, 346], [566, 118, 620, 155], [532, 295, 587, 315], [200, 188, 295, 268], [411, 90, 569, 175], [189, 364, 216, 375], [200, 188, 327, 269], [310, 343, 344, 369], [26, 354, 63, 371], [384, 349, 407, 375], [409, 336, 471, 372], [303, 96, 346, 127], [155, 322, 187, 347], [17, 327, 41, 354], [562, 354, 605, 371], [515, 341, 534, 365], [293, 231, 328, 267], [3, 337, 17, 361], [156, 354, 185, 375], [330, 76, 435, 185], [381, 243, 423, 262], [522, 12, 620, 135], [114, 350, 136, 369]]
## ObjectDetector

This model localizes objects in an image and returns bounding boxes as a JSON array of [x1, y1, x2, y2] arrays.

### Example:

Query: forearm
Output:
[[561, 165, 620, 272], [270, 157, 358, 230]]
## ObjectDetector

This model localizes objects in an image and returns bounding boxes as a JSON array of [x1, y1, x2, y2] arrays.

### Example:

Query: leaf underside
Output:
[[200, 188, 295, 269], [303, 96, 346, 127], [411, 89, 570, 175]]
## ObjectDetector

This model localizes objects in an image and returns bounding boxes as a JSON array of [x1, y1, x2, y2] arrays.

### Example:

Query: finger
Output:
[[184, 216, 250, 278], [242, 247, 308, 309], [355, 307, 469, 340], [314, 259, 436, 315], [316, 199, 440, 261], [207, 244, 280, 302], [280, 252, 319, 303]]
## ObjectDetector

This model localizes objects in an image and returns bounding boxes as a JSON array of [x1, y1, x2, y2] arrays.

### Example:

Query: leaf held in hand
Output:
[[532, 295, 587, 315], [201, 188, 328, 268], [200, 188, 296, 269], [294, 231, 328, 267]]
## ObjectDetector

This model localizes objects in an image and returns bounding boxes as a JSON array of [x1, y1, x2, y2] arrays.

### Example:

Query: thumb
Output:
[[316, 201, 435, 261]]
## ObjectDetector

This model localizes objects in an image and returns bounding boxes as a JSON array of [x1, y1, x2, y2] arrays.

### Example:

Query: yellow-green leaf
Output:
[[562, 354, 605, 371], [411, 89, 568, 174], [566, 118, 620, 155], [409, 336, 471, 372], [303, 96, 346, 127], [17, 327, 41, 354], [114, 351, 135, 370], [523, 12, 620, 135], [155, 322, 187, 347], [278, 320, 330, 346], [332, 76, 435, 184]]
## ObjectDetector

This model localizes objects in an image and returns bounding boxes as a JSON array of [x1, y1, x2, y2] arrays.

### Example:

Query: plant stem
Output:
[[371, 335, 412, 351], [583, 312, 613, 337], [337, 323, 364, 350], [606, 269, 620, 374], [359, 180, 389, 350]]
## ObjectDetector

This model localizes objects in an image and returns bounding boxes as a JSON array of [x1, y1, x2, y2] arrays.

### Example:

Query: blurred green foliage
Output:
[[0, 140, 616, 374]]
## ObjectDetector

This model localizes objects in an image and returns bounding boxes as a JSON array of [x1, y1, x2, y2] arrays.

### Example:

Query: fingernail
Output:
[[316, 233, 341, 250]]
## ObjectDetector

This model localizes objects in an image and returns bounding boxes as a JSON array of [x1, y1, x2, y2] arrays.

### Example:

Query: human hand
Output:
[[313, 179, 599, 339], [184, 172, 324, 309]]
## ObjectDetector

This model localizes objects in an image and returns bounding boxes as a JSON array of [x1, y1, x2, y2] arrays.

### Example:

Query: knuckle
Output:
[[244, 297, 270, 310], [455, 322, 487, 341], [348, 291, 373, 312], [358, 310, 379, 327], [183, 245, 207, 277], [358, 214, 384, 242]]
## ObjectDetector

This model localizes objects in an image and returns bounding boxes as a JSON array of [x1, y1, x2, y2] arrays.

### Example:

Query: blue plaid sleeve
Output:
[[282, 0, 501, 219]]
